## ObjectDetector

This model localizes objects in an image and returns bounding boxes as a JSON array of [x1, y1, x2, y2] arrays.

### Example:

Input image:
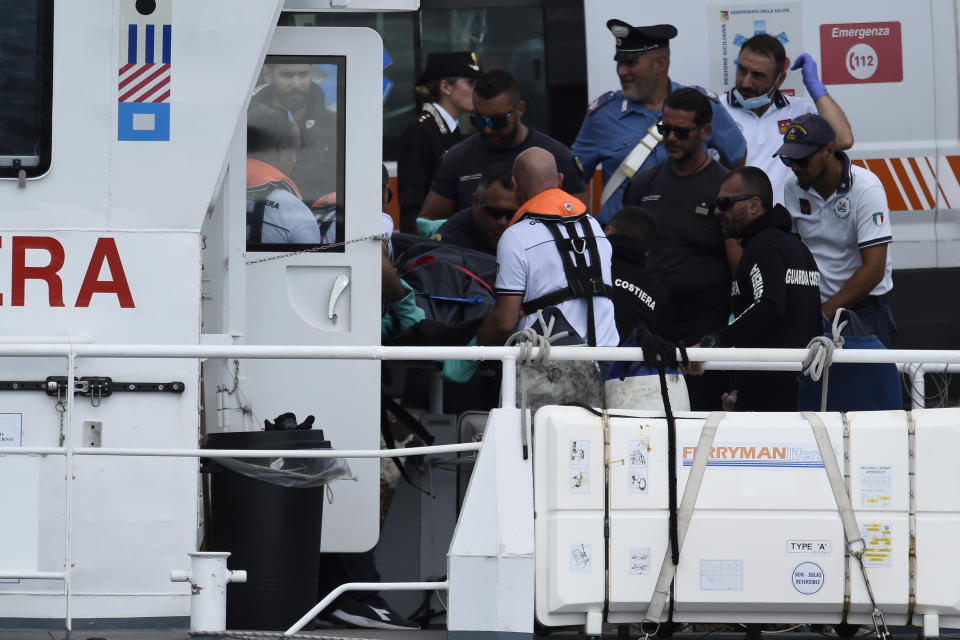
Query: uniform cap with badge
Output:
[[773, 113, 836, 159], [606, 19, 677, 62], [416, 51, 482, 86]]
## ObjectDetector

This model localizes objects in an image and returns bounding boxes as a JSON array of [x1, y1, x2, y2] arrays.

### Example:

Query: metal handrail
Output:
[[2, 342, 960, 364], [2, 341, 959, 632]]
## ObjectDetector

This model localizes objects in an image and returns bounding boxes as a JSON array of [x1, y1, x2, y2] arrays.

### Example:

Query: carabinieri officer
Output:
[[573, 20, 747, 224], [397, 51, 482, 233]]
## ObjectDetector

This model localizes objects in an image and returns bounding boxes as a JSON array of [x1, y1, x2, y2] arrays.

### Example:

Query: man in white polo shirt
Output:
[[477, 146, 618, 348], [722, 34, 853, 206], [776, 113, 895, 347]]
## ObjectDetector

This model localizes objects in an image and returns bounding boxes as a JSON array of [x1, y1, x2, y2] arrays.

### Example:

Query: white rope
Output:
[[801, 309, 849, 412], [505, 311, 578, 453], [504, 309, 575, 364]]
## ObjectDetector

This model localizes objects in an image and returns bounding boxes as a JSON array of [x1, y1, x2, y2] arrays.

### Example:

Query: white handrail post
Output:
[[501, 353, 516, 410], [64, 345, 75, 639]]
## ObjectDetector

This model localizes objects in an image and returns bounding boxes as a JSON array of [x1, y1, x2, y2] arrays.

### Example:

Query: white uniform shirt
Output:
[[431, 102, 459, 133], [783, 153, 893, 302], [722, 91, 815, 206], [247, 188, 325, 245], [495, 214, 619, 346]]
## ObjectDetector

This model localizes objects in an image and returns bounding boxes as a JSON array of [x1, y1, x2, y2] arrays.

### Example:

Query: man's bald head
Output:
[[512, 147, 562, 203]]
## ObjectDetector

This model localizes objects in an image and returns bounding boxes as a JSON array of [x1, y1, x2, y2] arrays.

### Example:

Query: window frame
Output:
[[246, 53, 347, 253], [0, 0, 54, 179]]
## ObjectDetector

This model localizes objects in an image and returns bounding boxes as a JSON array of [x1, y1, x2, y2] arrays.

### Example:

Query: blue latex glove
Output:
[[791, 53, 827, 102]]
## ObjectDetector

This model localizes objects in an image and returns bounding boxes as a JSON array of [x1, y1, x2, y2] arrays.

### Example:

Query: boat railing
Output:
[[2, 342, 959, 633]]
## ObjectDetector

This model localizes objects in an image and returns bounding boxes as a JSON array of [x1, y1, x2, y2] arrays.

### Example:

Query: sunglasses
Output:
[[713, 194, 758, 211], [779, 146, 824, 169], [481, 202, 516, 220], [656, 122, 699, 140], [470, 111, 514, 131]]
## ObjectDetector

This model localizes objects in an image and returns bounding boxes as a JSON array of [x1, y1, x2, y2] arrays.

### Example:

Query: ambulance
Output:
[[367, 0, 960, 349], [579, 0, 960, 349], [1, 0, 960, 637]]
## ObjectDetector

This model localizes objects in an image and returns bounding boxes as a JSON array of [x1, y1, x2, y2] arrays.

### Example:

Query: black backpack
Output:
[[389, 235, 497, 345]]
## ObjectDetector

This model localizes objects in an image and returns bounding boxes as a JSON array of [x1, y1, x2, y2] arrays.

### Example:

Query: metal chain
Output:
[[192, 630, 384, 640], [55, 388, 66, 447], [244, 234, 388, 265]]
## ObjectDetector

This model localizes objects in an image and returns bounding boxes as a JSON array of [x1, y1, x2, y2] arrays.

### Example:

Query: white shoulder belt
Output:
[[599, 120, 663, 208]]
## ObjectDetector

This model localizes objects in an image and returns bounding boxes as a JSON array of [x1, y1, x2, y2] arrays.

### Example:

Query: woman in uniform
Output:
[[397, 51, 482, 233]]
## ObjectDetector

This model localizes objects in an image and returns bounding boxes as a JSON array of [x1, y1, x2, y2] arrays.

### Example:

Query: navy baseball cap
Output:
[[607, 20, 677, 62], [417, 51, 482, 86], [774, 113, 836, 159]]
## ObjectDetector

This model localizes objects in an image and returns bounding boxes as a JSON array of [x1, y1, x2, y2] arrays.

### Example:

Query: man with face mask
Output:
[[418, 69, 587, 221], [573, 20, 747, 224], [721, 34, 854, 206]]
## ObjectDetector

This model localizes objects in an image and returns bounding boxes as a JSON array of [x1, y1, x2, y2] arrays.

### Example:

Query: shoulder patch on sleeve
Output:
[[587, 91, 616, 115], [694, 86, 720, 103]]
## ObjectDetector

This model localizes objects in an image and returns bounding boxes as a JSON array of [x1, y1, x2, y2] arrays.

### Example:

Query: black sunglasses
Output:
[[656, 121, 699, 140], [481, 202, 516, 220], [779, 146, 824, 169], [470, 111, 514, 131], [713, 194, 759, 212]]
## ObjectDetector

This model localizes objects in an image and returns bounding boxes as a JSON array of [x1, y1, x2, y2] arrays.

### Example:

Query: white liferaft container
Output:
[[533, 407, 960, 627], [534, 407, 606, 625]]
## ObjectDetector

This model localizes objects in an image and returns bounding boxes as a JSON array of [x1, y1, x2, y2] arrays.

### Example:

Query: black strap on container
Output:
[[641, 335, 689, 565]]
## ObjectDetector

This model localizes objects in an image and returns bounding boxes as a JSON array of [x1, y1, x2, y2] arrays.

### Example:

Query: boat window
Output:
[[285, 2, 587, 161], [0, 0, 54, 179], [246, 55, 345, 252]]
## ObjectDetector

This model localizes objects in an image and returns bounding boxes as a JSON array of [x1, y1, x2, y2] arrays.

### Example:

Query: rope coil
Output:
[[801, 311, 848, 412], [506, 310, 578, 459]]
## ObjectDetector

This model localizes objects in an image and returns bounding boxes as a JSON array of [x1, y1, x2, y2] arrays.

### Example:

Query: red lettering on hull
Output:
[[12, 236, 65, 307], [4, 236, 135, 308], [75, 238, 135, 308]]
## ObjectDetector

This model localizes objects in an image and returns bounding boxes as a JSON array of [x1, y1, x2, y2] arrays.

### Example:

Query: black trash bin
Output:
[[204, 429, 331, 630]]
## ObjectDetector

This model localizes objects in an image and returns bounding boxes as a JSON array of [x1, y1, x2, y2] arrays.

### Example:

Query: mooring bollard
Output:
[[171, 551, 247, 632]]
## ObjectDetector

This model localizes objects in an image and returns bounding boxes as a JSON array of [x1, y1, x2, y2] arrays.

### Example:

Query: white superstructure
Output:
[[2, 1, 960, 637]]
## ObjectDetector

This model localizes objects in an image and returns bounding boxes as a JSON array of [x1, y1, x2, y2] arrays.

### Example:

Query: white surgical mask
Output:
[[733, 87, 773, 110]]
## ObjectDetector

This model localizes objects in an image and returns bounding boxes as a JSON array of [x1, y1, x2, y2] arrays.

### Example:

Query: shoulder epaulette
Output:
[[586, 91, 617, 115], [693, 85, 720, 103]]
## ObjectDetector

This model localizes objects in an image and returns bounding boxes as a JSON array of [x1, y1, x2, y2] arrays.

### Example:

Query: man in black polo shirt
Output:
[[622, 87, 739, 410], [431, 164, 517, 255], [418, 69, 586, 220]]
